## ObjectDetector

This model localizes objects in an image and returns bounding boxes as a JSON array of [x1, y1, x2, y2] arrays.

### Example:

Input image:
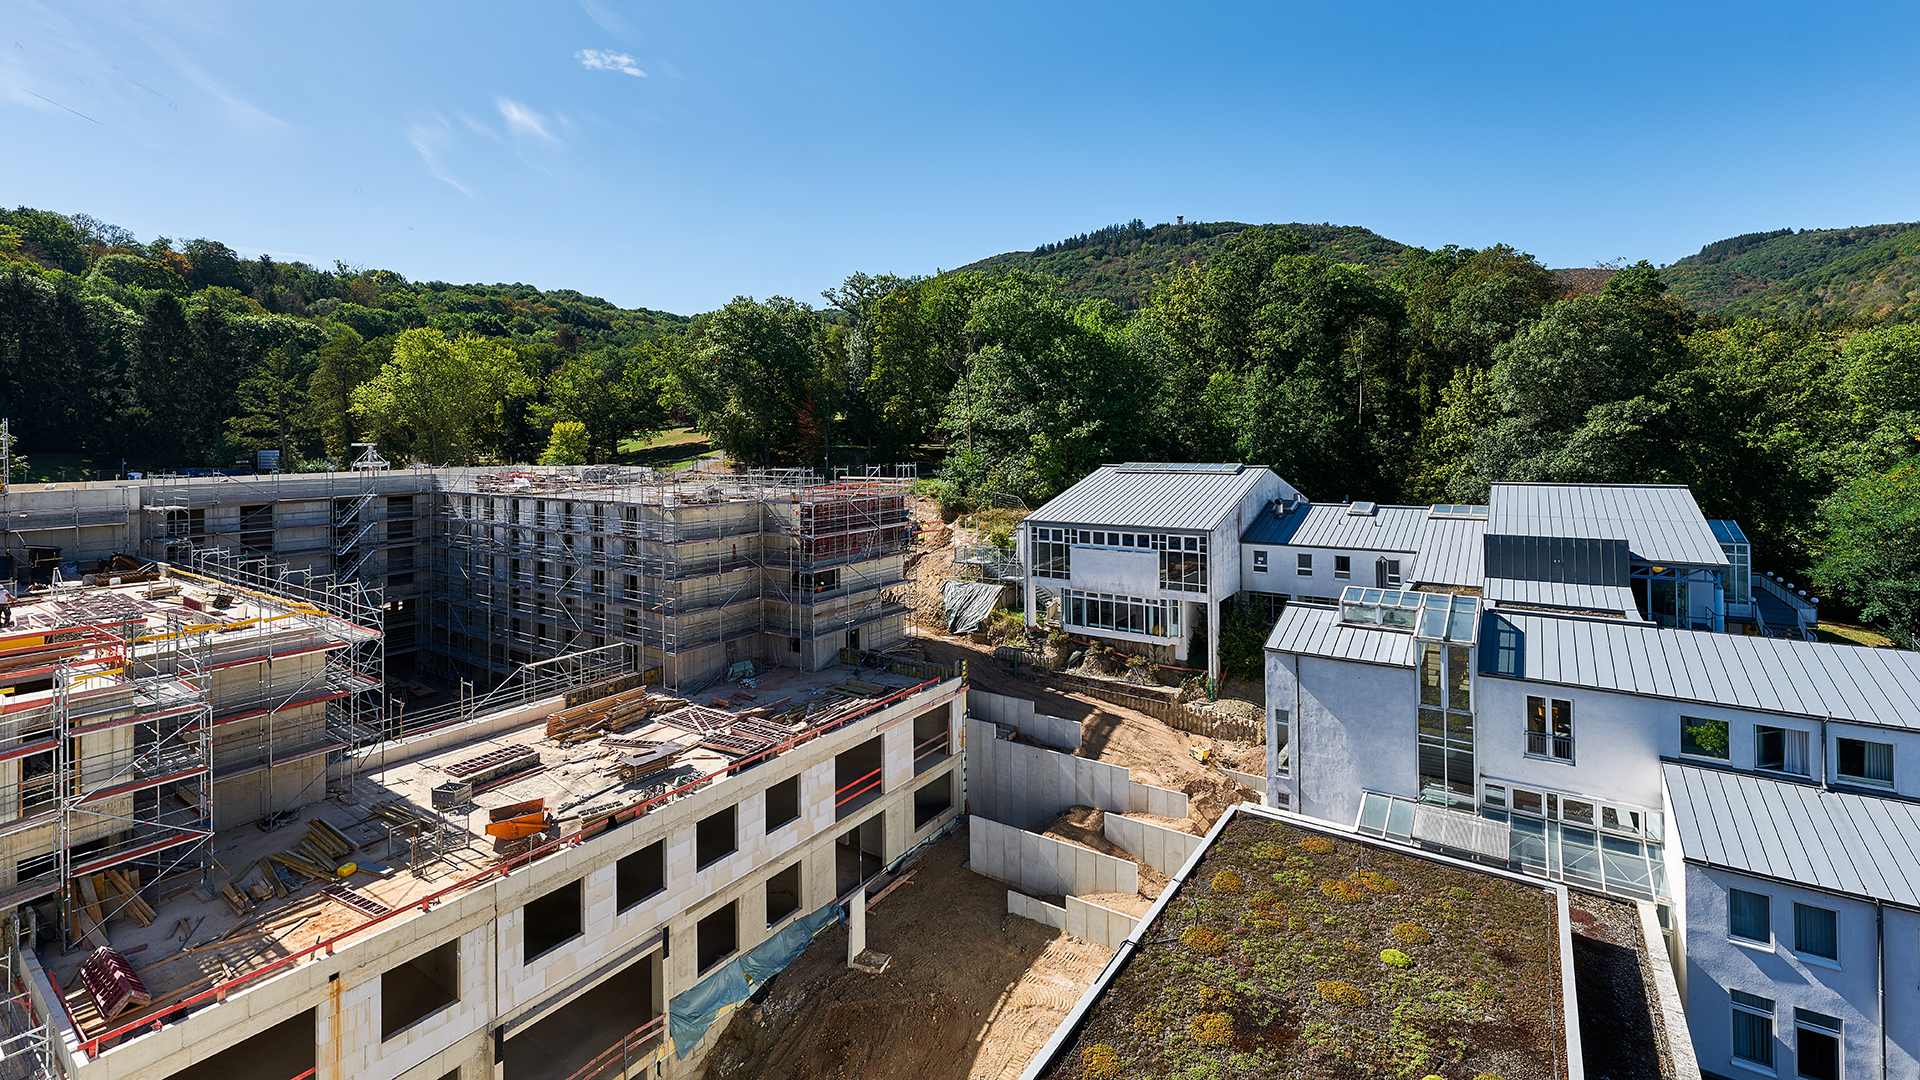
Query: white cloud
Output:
[[578, 1, 627, 37], [406, 117, 475, 198], [497, 98, 557, 142], [575, 48, 645, 78]]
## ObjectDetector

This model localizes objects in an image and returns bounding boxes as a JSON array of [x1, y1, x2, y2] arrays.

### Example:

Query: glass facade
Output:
[[1062, 589, 1181, 639]]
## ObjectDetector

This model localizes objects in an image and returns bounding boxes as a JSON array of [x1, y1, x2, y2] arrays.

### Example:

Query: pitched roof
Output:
[[1483, 577, 1641, 616], [1264, 603, 1418, 667], [1027, 464, 1275, 532], [1664, 763, 1920, 909], [1489, 483, 1728, 568], [1496, 612, 1920, 730], [1413, 515, 1488, 588]]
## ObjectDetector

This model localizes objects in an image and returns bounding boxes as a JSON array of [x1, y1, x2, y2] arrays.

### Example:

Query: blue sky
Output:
[[3, 0, 1916, 315]]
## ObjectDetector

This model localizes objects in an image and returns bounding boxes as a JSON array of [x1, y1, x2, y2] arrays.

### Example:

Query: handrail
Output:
[[834, 766, 884, 808], [79, 672, 965, 1059], [560, 1012, 668, 1080]]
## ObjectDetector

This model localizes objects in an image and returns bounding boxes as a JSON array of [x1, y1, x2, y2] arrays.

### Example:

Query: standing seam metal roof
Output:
[[1026, 464, 1275, 532], [1664, 763, 1920, 909], [1264, 603, 1418, 667], [1489, 483, 1728, 568], [1500, 612, 1920, 729], [1411, 516, 1487, 588]]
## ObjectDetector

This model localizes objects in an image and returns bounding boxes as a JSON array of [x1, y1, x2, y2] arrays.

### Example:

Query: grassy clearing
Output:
[[615, 427, 715, 470], [1816, 622, 1896, 648]]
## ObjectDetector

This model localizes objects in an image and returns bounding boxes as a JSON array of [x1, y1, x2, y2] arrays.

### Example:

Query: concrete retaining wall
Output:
[[969, 817, 1138, 898], [1223, 768, 1267, 794], [965, 719, 1189, 829], [1103, 814, 1205, 876], [967, 689, 1080, 750], [1007, 890, 1066, 930], [1065, 896, 1138, 950]]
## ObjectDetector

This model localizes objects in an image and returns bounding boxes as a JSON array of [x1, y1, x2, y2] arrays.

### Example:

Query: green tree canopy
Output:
[[1815, 459, 1920, 648], [351, 329, 535, 464]]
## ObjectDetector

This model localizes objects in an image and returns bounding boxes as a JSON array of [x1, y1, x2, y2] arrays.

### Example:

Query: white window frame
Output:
[[1296, 553, 1313, 577], [1334, 554, 1351, 580], [1253, 550, 1268, 573], [1731, 989, 1776, 1073]]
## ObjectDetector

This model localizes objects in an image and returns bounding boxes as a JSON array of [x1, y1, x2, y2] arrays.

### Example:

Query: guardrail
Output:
[[913, 729, 950, 774], [561, 1013, 668, 1080], [837, 648, 956, 682]]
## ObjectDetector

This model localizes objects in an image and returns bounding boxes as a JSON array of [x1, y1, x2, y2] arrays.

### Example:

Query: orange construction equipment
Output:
[[484, 813, 550, 839]]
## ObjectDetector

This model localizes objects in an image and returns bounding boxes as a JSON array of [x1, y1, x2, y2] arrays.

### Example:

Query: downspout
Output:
[[1877, 899, 1886, 1080], [1712, 569, 1725, 634], [1819, 718, 1830, 790]]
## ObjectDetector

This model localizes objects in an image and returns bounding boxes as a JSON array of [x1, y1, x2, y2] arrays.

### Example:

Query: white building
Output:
[[1261, 480, 1918, 1079], [1018, 463, 1297, 684]]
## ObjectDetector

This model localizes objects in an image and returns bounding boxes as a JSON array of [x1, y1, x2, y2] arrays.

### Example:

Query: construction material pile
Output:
[[544, 687, 690, 744]]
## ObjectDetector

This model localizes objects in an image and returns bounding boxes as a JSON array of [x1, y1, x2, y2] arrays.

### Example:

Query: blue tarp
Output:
[[668, 900, 845, 1057]]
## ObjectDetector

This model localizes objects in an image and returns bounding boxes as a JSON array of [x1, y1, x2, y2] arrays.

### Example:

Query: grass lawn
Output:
[[1815, 622, 1896, 648], [7, 452, 114, 485], [615, 427, 714, 470], [1046, 815, 1565, 1080]]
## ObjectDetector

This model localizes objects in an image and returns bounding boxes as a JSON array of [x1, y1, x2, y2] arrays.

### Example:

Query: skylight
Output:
[[1339, 586, 1478, 642], [1429, 504, 1490, 519]]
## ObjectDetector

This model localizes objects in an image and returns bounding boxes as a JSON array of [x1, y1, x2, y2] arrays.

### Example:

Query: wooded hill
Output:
[[1661, 222, 1920, 322]]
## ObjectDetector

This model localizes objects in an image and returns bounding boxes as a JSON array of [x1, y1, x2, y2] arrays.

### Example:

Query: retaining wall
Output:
[[969, 817, 1138, 899], [1065, 896, 1139, 950], [964, 719, 1188, 829], [967, 689, 1081, 750], [1103, 814, 1206, 876], [1006, 890, 1066, 930]]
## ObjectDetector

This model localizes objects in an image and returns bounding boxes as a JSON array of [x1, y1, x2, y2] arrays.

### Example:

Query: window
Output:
[[1526, 696, 1574, 762], [1252, 551, 1268, 573], [1756, 727, 1810, 777], [1793, 903, 1838, 962], [1031, 528, 1071, 579], [765, 863, 802, 927], [697, 901, 738, 973], [1377, 558, 1402, 588], [1484, 616, 1522, 676], [1334, 555, 1351, 579], [1062, 590, 1179, 638], [1418, 644, 1475, 810], [1731, 989, 1775, 1070], [696, 806, 737, 869], [380, 940, 459, 1040], [523, 879, 583, 962], [616, 840, 665, 911], [1729, 888, 1771, 944], [1836, 737, 1893, 786], [1159, 535, 1208, 592], [766, 776, 800, 831], [1681, 716, 1731, 760], [1296, 553, 1313, 577], [1273, 709, 1290, 777], [1794, 1009, 1841, 1080]]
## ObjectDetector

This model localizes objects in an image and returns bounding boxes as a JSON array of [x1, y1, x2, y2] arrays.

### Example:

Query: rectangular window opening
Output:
[[765, 864, 802, 928], [697, 901, 738, 973], [1729, 888, 1772, 944], [696, 806, 738, 870], [522, 879, 583, 963], [766, 776, 801, 832], [616, 840, 665, 912], [381, 940, 459, 1040]]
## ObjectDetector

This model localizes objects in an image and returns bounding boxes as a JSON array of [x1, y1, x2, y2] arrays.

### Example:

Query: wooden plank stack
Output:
[[544, 689, 689, 745]]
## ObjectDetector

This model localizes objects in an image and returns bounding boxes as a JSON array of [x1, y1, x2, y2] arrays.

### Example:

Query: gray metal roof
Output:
[[1240, 502, 1428, 552], [1265, 603, 1418, 667], [1498, 613, 1920, 730], [1028, 464, 1273, 532], [1484, 578, 1641, 615], [1483, 535, 1631, 586], [1489, 484, 1728, 568], [1664, 763, 1920, 908], [1412, 516, 1487, 587]]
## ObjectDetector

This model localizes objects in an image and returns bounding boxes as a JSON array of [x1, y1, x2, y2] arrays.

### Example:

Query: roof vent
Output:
[[1347, 502, 1376, 517]]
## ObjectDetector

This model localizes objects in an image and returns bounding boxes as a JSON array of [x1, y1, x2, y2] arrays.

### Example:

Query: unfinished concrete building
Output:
[[0, 460, 961, 1080]]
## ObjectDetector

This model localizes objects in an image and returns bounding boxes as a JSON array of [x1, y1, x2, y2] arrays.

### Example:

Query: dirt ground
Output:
[[699, 829, 1111, 1080]]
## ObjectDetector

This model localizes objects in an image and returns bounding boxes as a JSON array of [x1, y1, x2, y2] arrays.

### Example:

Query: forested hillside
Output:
[[958, 219, 1411, 308], [0, 206, 686, 471], [5, 203, 1920, 644], [1661, 222, 1920, 321]]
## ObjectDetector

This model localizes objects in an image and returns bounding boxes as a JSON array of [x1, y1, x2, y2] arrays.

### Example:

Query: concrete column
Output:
[[847, 892, 865, 964], [1207, 595, 1220, 693]]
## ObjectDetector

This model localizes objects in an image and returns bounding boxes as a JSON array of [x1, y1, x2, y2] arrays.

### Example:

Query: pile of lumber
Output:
[[95, 870, 156, 927], [267, 819, 359, 887], [544, 688, 689, 744]]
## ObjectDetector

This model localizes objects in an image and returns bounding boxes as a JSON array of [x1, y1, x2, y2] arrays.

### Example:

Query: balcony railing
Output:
[[1526, 731, 1574, 762], [913, 729, 951, 775]]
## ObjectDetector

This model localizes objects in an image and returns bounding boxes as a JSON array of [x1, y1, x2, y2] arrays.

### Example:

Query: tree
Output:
[[305, 325, 390, 463], [665, 297, 822, 464], [1814, 459, 1920, 648], [350, 329, 535, 464], [534, 348, 667, 462], [538, 421, 590, 465]]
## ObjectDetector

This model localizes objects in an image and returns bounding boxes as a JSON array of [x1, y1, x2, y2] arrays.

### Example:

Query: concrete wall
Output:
[[1064, 896, 1137, 950], [1102, 814, 1203, 876], [964, 718, 1187, 829], [967, 689, 1080, 751], [968, 817, 1137, 899], [1006, 890, 1065, 930], [1268, 650, 1415, 826]]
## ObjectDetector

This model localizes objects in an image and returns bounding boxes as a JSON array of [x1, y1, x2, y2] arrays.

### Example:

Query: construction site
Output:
[[0, 458, 1280, 1080]]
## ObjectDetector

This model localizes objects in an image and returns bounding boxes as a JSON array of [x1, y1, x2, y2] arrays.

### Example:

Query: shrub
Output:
[[1246, 890, 1282, 911], [1320, 879, 1372, 903], [1380, 949, 1413, 968], [1181, 926, 1225, 955], [1131, 1008, 1164, 1037], [1296, 838, 1336, 855], [1082, 1043, 1124, 1079], [1392, 922, 1432, 946], [1211, 870, 1245, 894], [1248, 841, 1287, 859], [1191, 1012, 1234, 1048], [1353, 870, 1401, 893], [1316, 980, 1371, 1008]]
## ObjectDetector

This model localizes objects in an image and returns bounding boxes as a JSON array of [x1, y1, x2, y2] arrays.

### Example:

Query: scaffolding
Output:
[[0, 915, 52, 1080], [432, 464, 915, 690]]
